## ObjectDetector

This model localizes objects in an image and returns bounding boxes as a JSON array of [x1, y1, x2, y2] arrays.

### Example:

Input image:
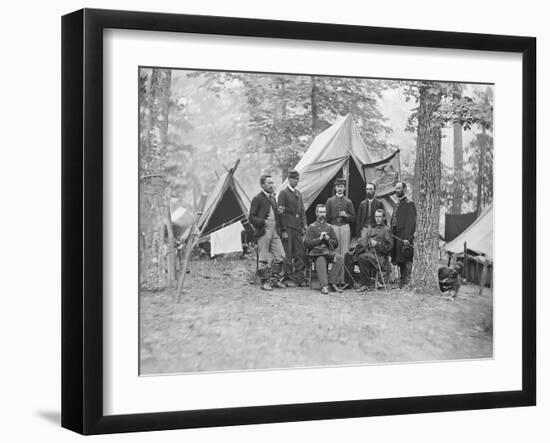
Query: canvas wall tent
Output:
[[196, 160, 254, 253], [444, 203, 494, 259], [277, 113, 398, 225]]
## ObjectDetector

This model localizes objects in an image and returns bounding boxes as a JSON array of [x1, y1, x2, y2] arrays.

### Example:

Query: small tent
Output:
[[277, 113, 398, 225], [196, 160, 253, 255], [444, 203, 493, 259]]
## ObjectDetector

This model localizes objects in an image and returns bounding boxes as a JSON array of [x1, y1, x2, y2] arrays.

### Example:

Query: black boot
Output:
[[259, 268, 272, 291], [270, 260, 285, 289]]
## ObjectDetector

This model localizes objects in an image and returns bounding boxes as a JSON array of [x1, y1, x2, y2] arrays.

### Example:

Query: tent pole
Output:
[[344, 156, 350, 197], [175, 202, 213, 302], [175, 221, 198, 303], [397, 150, 402, 181], [175, 158, 244, 302]]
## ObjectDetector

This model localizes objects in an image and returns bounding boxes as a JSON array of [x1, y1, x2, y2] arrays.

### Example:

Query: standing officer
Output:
[[248, 174, 286, 291], [356, 182, 385, 243], [277, 169, 307, 286], [325, 178, 355, 288], [390, 181, 416, 288]]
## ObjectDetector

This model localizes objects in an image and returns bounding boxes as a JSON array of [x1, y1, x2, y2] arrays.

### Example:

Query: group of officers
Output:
[[248, 169, 418, 294]]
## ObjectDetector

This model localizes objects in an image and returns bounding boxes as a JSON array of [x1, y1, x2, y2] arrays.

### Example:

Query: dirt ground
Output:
[[139, 256, 493, 375]]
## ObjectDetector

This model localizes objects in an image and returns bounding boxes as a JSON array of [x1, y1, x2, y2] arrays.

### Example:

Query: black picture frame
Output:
[[61, 8, 536, 435]]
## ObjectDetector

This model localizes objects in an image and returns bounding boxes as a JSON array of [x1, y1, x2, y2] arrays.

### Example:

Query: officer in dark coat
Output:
[[355, 209, 393, 292], [249, 174, 286, 291], [356, 182, 385, 240], [390, 181, 416, 288], [304, 204, 344, 294], [277, 169, 307, 286]]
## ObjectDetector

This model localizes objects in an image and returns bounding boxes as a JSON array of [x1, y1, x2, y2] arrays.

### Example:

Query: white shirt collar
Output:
[[262, 190, 272, 198], [288, 185, 296, 193]]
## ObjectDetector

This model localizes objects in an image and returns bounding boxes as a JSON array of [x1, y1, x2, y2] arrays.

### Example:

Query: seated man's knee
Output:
[[315, 256, 326, 266]]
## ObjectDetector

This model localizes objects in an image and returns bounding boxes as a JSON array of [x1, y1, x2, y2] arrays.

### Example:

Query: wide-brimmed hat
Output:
[[401, 243, 414, 259]]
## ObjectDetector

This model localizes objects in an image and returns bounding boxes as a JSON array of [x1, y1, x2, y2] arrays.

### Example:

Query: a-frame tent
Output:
[[197, 160, 253, 245], [444, 203, 494, 259], [278, 113, 397, 225]]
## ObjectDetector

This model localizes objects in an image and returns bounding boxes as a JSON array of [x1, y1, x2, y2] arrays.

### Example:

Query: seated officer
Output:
[[355, 209, 393, 292], [304, 204, 344, 294]]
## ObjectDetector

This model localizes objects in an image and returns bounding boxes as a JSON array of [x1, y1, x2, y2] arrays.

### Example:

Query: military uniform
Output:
[[304, 220, 344, 290], [249, 190, 286, 286], [390, 195, 416, 287], [325, 192, 355, 285], [356, 224, 393, 288], [278, 183, 307, 284], [356, 197, 385, 239]]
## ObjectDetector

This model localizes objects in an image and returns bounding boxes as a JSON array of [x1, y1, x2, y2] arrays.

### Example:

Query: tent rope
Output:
[[197, 214, 248, 242]]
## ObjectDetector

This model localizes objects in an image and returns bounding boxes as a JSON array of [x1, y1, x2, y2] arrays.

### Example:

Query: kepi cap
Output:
[[288, 169, 300, 179]]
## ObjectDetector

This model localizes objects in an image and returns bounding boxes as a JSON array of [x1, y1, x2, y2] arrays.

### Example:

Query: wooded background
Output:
[[139, 68, 493, 292]]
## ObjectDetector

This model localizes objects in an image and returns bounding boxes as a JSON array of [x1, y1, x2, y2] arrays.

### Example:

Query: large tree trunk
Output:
[[139, 68, 174, 290], [412, 153, 420, 203], [451, 122, 463, 214], [476, 126, 487, 214], [409, 86, 442, 293]]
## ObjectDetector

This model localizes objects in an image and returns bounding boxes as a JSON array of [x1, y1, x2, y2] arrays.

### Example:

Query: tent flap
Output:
[[277, 114, 396, 223], [444, 204, 493, 259], [198, 163, 250, 238]]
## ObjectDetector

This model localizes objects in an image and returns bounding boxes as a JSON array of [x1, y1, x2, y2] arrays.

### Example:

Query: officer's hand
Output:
[[370, 239, 377, 247], [403, 240, 410, 245], [338, 211, 347, 217], [277, 205, 285, 214], [281, 231, 288, 239]]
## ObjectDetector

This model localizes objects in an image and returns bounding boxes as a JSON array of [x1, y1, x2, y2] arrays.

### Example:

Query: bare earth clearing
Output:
[[140, 257, 493, 375]]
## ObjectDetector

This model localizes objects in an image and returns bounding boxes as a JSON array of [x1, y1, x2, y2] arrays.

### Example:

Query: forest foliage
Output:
[[138, 68, 494, 291], [140, 69, 403, 207], [140, 69, 492, 215]]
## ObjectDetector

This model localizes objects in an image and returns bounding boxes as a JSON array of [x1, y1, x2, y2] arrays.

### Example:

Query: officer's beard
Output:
[[396, 190, 404, 198], [366, 192, 374, 199], [318, 216, 327, 223]]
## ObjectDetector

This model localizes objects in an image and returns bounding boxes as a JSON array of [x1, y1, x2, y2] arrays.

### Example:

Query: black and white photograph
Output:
[[1, 0, 546, 438], [138, 68, 494, 375]]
